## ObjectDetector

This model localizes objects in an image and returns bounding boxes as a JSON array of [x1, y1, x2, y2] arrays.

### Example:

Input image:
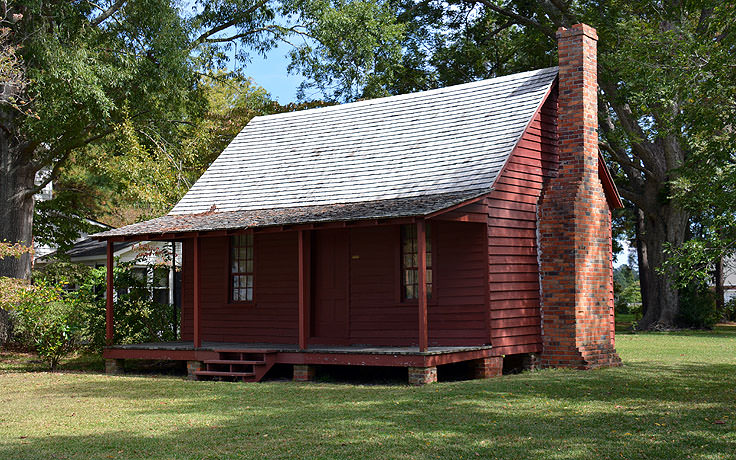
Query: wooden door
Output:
[[311, 229, 349, 342]]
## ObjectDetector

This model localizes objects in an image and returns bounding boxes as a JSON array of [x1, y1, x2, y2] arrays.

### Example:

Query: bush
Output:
[[723, 298, 736, 322], [677, 283, 719, 329], [10, 281, 83, 370], [73, 263, 177, 351]]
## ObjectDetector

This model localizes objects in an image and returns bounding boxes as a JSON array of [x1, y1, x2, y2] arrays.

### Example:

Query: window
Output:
[[401, 224, 432, 301], [230, 233, 254, 302], [152, 267, 170, 305]]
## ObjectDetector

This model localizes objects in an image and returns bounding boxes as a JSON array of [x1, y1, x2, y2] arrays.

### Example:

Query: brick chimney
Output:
[[537, 24, 621, 369]]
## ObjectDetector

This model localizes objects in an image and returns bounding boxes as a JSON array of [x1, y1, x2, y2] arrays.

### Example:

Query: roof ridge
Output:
[[252, 67, 559, 122]]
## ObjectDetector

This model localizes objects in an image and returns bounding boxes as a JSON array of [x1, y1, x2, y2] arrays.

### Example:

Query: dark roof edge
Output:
[[597, 152, 624, 209], [92, 190, 490, 241]]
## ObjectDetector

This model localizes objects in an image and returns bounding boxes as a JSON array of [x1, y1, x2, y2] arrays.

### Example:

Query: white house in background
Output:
[[35, 238, 181, 306], [32, 168, 180, 306], [725, 257, 736, 304]]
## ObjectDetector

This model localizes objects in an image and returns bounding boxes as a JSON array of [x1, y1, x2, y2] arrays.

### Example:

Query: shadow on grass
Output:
[[0, 350, 105, 374], [3, 361, 734, 460]]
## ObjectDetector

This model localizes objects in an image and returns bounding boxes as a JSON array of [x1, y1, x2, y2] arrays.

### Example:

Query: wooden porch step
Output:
[[195, 370, 256, 378], [203, 359, 265, 365]]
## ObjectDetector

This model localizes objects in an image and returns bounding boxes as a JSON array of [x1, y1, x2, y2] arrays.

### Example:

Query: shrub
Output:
[[73, 263, 177, 351], [9, 281, 83, 370], [677, 283, 719, 329], [723, 298, 736, 322]]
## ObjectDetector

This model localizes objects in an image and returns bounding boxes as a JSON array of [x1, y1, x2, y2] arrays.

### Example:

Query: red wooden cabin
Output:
[[96, 24, 622, 384]]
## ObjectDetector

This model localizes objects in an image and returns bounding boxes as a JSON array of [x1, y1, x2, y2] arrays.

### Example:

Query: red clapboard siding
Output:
[[348, 222, 488, 347], [180, 232, 299, 344], [487, 88, 558, 356]]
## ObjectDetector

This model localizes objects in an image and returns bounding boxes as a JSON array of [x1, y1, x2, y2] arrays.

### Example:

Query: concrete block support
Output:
[[186, 360, 203, 380], [293, 364, 316, 382], [408, 366, 437, 385], [105, 359, 125, 375]]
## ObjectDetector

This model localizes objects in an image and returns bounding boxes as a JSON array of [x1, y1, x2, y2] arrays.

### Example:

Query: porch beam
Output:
[[298, 230, 310, 350], [105, 240, 114, 345], [417, 219, 428, 352], [193, 236, 201, 349]]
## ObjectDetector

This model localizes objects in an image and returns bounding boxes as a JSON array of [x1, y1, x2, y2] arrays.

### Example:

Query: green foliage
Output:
[[73, 262, 178, 351], [3, 254, 178, 364], [614, 265, 642, 318], [288, 0, 405, 101], [9, 281, 83, 371], [677, 283, 719, 329], [723, 298, 736, 323], [0, 241, 33, 259], [33, 261, 93, 288]]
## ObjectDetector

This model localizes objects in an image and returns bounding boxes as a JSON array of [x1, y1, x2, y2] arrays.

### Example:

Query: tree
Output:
[[0, 0, 400, 340], [302, 0, 736, 330]]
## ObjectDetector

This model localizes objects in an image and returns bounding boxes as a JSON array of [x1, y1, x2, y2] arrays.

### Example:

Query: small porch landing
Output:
[[103, 342, 496, 383]]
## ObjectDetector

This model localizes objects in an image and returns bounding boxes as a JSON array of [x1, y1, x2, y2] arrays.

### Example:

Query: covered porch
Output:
[[99, 195, 495, 384]]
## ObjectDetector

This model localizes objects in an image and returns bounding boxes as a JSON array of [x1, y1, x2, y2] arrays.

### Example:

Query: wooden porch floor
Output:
[[109, 341, 490, 355], [104, 341, 494, 368]]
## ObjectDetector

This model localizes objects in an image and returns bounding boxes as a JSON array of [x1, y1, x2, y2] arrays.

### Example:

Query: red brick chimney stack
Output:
[[538, 24, 621, 369]]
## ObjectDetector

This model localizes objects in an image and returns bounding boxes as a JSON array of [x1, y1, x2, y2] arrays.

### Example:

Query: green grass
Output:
[[1, 326, 735, 460]]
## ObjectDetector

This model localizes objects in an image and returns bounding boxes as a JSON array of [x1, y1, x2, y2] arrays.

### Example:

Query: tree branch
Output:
[[548, 0, 578, 26], [190, 0, 270, 48], [22, 128, 116, 199], [89, 0, 127, 28], [202, 25, 296, 44], [599, 140, 654, 182], [475, 0, 557, 38], [599, 80, 665, 177]]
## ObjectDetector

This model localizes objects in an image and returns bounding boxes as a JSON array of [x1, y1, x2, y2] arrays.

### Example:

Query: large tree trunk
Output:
[[636, 197, 689, 329], [715, 256, 724, 315], [0, 114, 38, 344], [635, 208, 649, 316]]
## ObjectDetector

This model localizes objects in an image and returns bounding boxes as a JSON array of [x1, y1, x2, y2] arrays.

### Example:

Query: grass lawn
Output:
[[1, 325, 735, 459]]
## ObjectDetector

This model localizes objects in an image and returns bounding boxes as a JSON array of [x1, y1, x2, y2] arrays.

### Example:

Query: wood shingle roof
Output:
[[97, 67, 558, 238]]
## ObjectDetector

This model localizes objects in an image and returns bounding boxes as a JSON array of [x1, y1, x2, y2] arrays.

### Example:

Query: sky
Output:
[[238, 46, 304, 103]]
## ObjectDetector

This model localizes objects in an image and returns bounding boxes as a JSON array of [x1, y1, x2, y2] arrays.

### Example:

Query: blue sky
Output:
[[239, 46, 304, 103]]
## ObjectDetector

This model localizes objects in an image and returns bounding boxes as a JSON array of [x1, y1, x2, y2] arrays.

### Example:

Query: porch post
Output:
[[105, 240, 114, 345], [298, 230, 310, 350], [193, 236, 201, 349], [417, 219, 428, 352]]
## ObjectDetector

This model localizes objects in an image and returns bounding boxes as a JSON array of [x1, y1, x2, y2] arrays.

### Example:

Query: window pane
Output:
[[406, 284, 416, 300], [132, 268, 147, 281], [231, 233, 254, 302], [403, 254, 413, 268]]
